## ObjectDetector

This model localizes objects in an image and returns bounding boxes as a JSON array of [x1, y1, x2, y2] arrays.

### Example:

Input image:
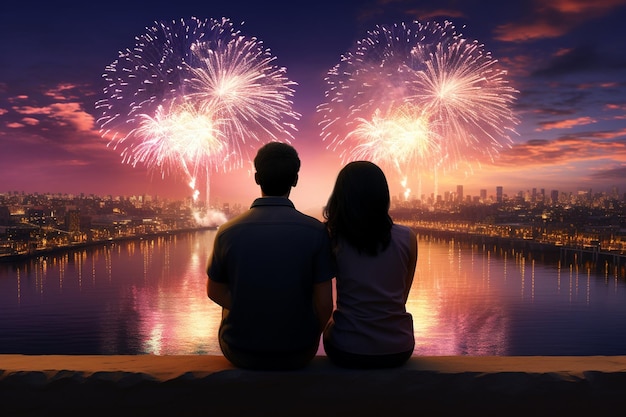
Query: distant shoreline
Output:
[[4, 225, 624, 271], [0, 226, 216, 264], [410, 226, 626, 271]]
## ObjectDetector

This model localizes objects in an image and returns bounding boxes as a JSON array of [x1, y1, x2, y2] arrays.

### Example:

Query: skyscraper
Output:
[[496, 186, 503, 203], [65, 209, 81, 233], [551, 190, 559, 204]]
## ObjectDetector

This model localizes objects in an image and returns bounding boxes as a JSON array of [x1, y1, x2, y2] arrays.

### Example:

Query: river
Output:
[[1, 229, 626, 355]]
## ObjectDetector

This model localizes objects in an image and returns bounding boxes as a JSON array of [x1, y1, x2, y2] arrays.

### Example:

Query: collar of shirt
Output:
[[250, 197, 295, 209]]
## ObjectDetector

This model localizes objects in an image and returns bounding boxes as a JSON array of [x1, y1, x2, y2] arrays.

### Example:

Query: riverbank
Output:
[[0, 226, 216, 263], [412, 226, 626, 277], [2, 355, 626, 416]]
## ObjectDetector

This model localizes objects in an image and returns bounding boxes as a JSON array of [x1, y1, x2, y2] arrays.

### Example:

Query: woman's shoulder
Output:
[[391, 224, 418, 261], [391, 223, 418, 245], [391, 223, 414, 236]]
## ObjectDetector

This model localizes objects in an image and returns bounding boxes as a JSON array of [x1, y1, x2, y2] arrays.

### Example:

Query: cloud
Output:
[[606, 103, 626, 111], [530, 107, 576, 117], [62, 159, 91, 167], [494, 21, 565, 42], [8, 95, 29, 103], [536, 116, 597, 131], [494, 135, 626, 167], [21, 117, 40, 126], [11, 82, 95, 132], [591, 164, 626, 180], [407, 8, 465, 20], [493, 0, 626, 42], [12, 105, 47, 115], [591, 128, 626, 139], [532, 45, 626, 76], [44, 83, 84, 101], [549, 0, 626, 14], [12, 101, 95, 133], [362, 1, 466, 22], [49, 102, 95, 132]]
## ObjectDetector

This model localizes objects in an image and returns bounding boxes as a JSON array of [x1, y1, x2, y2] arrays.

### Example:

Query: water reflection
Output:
[[1, 230, 626, 355], [410, 235, 626, 356], [410, 237, 509, 355], [0, 232, 223, 355]]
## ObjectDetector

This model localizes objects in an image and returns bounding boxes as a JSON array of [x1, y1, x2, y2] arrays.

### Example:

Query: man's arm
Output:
[[207, 238, 232, 310], [207, 278, 232, 310], [313, 279, 333, 333]]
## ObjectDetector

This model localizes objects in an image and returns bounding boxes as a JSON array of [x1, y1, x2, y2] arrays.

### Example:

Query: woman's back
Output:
[[327, 224, 416, 355], [323, 160, 417, 367]]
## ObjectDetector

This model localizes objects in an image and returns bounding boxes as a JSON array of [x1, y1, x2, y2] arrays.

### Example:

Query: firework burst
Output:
[[130, 99, 229, 178], [96, 16, 299, 202], [317, 20, 518, 197], [345, 104, 441, 171]]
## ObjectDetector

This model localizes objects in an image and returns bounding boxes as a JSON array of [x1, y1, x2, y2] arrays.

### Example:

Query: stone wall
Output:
[[2, 355, 626, 416]]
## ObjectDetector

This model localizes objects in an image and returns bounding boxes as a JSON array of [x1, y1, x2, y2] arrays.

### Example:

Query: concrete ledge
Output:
[[2, 355, 626, 416]]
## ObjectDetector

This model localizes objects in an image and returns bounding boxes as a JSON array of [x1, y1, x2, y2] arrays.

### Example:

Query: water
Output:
[[1, 230, 626, 356], [0, 232, 222, 355]]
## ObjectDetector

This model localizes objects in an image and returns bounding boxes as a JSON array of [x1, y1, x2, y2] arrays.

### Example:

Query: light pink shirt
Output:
[[326, 224, 417, 355]]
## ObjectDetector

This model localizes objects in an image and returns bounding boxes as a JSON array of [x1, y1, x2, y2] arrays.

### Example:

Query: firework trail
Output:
[[317, 20, 518, 198], [96, 16, 299, 205]]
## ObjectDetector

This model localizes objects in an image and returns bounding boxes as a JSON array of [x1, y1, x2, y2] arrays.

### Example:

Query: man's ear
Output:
[[292, 174, 298, 187], [254, 172, 260, 185]]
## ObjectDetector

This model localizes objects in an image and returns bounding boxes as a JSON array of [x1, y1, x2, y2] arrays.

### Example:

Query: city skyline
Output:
[[2, 0, 626, 213], [2, 180, 620, 208]]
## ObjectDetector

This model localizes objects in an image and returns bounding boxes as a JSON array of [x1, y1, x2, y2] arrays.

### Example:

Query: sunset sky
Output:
[[1, 0, 626, 212]]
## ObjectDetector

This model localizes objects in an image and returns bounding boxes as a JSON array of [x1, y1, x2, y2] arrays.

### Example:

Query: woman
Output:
[[323, 161, 418, 368]]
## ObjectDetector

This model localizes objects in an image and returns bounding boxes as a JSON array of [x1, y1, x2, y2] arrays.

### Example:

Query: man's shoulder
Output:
[[215, 210, 251, 232], [215, 207, 325, 232], [209, 210, 250, 241], [263, 208, 326, 234], [291, 209, 326, 227], [215, 198, 327, 235]]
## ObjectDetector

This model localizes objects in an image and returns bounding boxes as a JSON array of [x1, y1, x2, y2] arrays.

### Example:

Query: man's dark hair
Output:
[[254, 142, 301, 196]]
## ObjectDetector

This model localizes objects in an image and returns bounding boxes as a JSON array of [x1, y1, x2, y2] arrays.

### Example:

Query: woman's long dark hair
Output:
[[324, 161, 393, 256]]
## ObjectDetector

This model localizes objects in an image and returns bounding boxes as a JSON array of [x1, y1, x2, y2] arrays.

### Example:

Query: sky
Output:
[[1, 0, 626, 213]]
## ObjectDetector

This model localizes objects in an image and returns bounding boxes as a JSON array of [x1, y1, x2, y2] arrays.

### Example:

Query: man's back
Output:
[[207, 142, 334, 370], [208, 197, 334, 358]]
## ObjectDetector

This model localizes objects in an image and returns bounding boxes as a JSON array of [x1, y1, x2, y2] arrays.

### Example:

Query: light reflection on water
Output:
[[0, 232, 222, 355], [413, 235, 626, 356], [1, 230, 626, 356]]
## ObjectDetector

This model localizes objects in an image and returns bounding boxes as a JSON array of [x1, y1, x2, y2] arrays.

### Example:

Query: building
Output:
[[65, 209, 81, 233], [550, 189, 559, 204], [0, 206, 10, 226]]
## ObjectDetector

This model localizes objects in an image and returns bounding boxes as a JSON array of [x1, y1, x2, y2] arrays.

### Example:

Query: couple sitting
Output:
[[207, 142, 418, 370]]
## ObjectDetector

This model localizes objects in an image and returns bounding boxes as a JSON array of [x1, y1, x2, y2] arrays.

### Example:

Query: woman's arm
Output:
[[404, 228, 418, 302]]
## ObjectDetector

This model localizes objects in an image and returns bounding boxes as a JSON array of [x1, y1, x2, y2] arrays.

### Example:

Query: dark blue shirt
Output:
[[208, 197, 335, 353]]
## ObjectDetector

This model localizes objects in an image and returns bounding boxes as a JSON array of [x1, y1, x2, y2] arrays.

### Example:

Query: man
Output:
[[207, 142, 335, 370]]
